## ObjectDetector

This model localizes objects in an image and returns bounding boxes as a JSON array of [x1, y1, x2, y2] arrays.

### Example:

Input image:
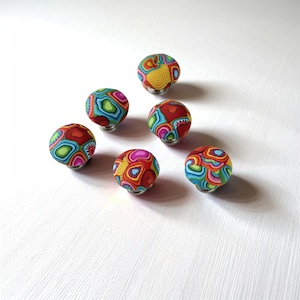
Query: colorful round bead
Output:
[[185, 146, 232, 192], [49, 123, 96, 169], [148, 100, 192, 145], [113, 149, 160, 195], [86, 88, 129, 132], [137, 53, 180, 94]]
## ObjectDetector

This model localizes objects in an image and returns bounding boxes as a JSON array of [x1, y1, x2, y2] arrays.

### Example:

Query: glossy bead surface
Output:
[[148, 100, 192, 145], [86, 88, 129, 132], [185, 146, 232, 192], [113, 149, 160, 195], [49, 123, 96, 169], [137, 54, 180, 94]]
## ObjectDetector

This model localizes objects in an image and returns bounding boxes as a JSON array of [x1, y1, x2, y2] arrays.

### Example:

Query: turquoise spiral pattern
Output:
[[86, 88, 129, 127]]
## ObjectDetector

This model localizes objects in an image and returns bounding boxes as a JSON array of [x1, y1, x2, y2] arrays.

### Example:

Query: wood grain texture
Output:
[[0, 0, 299, 299]]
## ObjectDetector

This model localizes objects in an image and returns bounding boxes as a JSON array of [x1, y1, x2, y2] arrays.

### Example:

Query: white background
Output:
[[0, 0, 299, 299]]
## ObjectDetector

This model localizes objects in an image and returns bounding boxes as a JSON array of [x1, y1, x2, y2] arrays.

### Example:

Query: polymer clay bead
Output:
[[185, 146, 232, 192], [137, 53, 180, 95], [86, 88, 129, 132], [148, 100, 192, 145], [49, 123, 96, 169], [113, 149, 160, 195]]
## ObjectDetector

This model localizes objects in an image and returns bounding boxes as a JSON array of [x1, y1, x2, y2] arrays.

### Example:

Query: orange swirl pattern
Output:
[[185, 146, 232, 192], [113, 149, 160, 194]]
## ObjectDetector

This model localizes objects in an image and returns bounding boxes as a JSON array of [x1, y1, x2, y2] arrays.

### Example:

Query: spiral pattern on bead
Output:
[[137, 54, 180, 91]]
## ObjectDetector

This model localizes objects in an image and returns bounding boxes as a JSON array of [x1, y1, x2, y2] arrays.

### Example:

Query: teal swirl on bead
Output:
[[148, 100, 192, 143], [86, 88, 129, 127], [185, 146, 232, 192]]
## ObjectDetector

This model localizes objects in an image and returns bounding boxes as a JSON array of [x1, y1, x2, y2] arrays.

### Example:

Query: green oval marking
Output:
[[148, 115, 156, 128], [50, 132, 59, 143], [189, 165, 202, 172], [103, 100, 116, 113], [56, 145, 72, 158]]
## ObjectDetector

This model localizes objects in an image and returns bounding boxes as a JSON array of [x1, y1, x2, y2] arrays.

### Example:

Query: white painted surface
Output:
[[0, 0, 299, 299]]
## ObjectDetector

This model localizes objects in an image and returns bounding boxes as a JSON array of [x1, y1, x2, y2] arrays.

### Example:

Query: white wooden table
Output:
[[1, 0, 299, 298]]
